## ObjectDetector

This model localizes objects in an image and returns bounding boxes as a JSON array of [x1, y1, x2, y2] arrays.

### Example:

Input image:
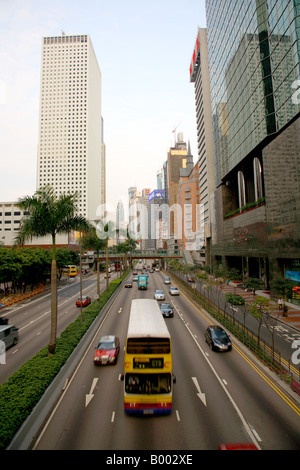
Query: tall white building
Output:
[[37, 34, 104, 222]]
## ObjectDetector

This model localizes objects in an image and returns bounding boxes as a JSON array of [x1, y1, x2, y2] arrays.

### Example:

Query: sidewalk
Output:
[[221, 282, 300, 332], [0, 284, 48, 309]]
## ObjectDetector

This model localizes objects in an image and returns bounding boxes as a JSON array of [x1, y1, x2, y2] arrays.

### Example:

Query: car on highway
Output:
[[205, 325, 232, 352], [218, 443, 258, 450], [104, 273, 111, 278], [94, 335, 120, 365], [169, 286, 179, 295], [164, 276, 171, 284], [75, 296, 91, 307], [187, 275, 195, 282], [133, 276, 138, 282], [124, 281, 133, 288], [0, 324, 19, 349], [154, 289, 165, 300], [160, 303, 174, 318]]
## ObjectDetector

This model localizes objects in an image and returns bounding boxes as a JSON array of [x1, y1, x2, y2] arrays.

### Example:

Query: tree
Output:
[[117, 229, 138, 272], [270, 278, 297, 304], [244, 277, 264, 294], [82, 225, 106, 299], [56, 247, 79, 279], [248, 296, 272, 351], [95, 219, 127, 290], [16, 186, 91, 354]]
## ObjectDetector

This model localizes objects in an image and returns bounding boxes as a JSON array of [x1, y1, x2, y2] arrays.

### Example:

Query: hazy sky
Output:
[[0, 0, 207, 209]]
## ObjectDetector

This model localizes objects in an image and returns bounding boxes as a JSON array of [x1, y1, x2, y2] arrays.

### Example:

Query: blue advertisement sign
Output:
[[148, 189, 165, 201], [286, 271, 300, 282]]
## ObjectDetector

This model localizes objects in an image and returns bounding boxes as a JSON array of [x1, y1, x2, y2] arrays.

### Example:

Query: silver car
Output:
[[154, 289, 165, 300], [169, 286, 179, 295]]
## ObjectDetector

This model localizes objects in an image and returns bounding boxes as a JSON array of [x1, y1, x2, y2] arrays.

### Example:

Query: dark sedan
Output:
[[205, 325, 232, 351], [160, 303, 174, 318]]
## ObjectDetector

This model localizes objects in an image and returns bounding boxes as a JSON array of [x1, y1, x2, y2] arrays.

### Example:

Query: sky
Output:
[[0, 0, 207, 209]]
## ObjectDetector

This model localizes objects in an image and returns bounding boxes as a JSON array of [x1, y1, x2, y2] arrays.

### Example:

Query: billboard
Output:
[[148, 189, 165, 201]]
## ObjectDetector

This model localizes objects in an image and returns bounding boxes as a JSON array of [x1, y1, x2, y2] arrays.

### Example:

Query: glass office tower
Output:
[[205, 0, 300, 285]]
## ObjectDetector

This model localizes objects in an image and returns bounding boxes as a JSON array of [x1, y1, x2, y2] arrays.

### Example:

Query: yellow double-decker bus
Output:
[[122, 299, 175, 415], [63, 265, 77, 277]]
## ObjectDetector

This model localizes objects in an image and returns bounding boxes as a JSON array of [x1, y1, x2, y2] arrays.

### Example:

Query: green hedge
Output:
[[226, 293, 245, 305], [0, 273, 128, 449]]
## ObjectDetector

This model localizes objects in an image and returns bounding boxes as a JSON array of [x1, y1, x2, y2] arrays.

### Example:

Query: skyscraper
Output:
[[205, 0, 300, 285], [37, 34, 104, 222], [190, 28, 216, 264], [166, 133, 188, 236]]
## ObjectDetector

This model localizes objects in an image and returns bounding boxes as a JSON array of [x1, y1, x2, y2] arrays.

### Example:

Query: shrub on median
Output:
[[0, 274, 128, 449], [226, 293, 245, 305]]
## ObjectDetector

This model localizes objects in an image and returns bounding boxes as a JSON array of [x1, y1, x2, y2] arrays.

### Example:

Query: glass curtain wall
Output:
[[205, 0, 300, 187]]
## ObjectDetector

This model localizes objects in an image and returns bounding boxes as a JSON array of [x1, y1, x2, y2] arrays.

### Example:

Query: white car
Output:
[[164, 276, 171, 284], [169, 286, 179, 295], [154, 289, 165, 300]]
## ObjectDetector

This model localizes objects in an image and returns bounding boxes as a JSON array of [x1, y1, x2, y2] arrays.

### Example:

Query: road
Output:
[[31, 267, 300, 450], [0, 271, 118, 384], [178, 272, 300, 368]]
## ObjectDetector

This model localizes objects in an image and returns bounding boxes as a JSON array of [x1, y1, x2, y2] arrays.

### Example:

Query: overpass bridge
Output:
[[82, 250, 183, 263]]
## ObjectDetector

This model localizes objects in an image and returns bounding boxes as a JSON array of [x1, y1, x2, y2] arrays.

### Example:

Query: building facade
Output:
[[0, 202, 68, 247], [166, 133, 188, 254], [37, 34, 104, 222], [205, 0, 300, 285], [148, 189, 168, 250], [190, 28, 216, 265], [176, 152, 203, 254]]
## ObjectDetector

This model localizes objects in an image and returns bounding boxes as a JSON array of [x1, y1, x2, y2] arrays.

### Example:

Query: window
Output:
[[253, 157, 263, 200], [237, 171, 246, 208]]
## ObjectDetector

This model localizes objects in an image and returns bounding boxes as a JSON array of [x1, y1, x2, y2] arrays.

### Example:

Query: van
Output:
[[0, 325, 19, 349]]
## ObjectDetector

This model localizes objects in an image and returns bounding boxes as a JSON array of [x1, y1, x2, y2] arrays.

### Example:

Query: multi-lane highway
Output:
[[21, 265, 300, 450], [0, 271, 114, 384]]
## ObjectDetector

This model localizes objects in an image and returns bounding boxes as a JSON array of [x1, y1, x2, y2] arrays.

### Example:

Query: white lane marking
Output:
[[172, 302, 261, 450], [85, 377, 99, 407], [191, 377, 207, 406]]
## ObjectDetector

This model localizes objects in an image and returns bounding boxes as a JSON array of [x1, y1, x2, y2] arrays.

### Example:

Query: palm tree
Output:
[[96, 219, 118, 290], [123, 229, 138, 269], [81, 225, 106, 300], [16, 186, 91, 354], [117, 233, 137, 271]]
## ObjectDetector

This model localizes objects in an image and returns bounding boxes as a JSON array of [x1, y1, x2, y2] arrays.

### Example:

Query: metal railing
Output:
[[169, 269, 300, 384]]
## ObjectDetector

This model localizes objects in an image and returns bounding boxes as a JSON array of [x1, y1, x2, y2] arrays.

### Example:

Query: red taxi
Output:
[[75, 296, 91, 307], [94, 335, 120, 365]]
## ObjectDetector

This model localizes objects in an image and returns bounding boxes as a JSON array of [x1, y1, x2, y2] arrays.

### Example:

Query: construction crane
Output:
[[172, 121, 182, 147]]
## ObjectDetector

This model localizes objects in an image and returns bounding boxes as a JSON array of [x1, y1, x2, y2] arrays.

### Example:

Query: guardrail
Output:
[[168, 269, 300, 386]]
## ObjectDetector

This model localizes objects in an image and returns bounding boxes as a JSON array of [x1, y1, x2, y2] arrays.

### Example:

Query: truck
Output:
[[137, 275, 148, 290]]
